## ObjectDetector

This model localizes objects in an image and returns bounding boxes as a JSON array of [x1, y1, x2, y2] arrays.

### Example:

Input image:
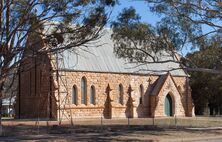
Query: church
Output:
[[15, 29, 194, 121]]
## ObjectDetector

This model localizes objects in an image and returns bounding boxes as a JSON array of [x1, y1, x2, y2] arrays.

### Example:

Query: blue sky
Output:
[[110, 1, 220, 55], [110, 0, 161, 26], [110, 1, 191, 55]]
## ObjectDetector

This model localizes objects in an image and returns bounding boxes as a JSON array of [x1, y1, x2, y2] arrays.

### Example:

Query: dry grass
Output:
[[1, 117, 222, 141]]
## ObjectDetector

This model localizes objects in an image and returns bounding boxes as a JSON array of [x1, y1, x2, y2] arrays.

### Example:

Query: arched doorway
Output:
[[164, 94, 173, 116]]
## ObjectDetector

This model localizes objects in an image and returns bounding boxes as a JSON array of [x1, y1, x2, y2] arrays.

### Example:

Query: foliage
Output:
[[145, 0, 222, 50], [111, 7, 181, 64], [0, 0, 116, 97], [145, 0, 222, 114], [187, 36, 222, 114], [111, 1, 222, 74]]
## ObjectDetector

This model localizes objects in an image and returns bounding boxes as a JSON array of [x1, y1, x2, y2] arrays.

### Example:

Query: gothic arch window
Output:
[[118, 84, 124, 105], [139, 84, 144, 105], [72, 85, 78, 105], [81, 77, 87, 105], [90, 85, 96, 105]]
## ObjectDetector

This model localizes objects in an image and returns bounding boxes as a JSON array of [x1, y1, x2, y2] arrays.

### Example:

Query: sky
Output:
[[109, 0, 190, 55], [110, 0, 161, 26], [109, 1, 221, 56]]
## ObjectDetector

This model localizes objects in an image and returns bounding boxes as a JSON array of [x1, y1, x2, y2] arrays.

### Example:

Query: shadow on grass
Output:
[[0, 125, 164, 141], [2, 117, 222, 141]]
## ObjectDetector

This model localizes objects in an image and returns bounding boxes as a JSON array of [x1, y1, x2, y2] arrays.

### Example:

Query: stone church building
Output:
[[15, 30, 194, 120]]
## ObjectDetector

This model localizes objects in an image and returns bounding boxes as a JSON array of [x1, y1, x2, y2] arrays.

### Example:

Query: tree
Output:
[[111, 7, 181, 67], [143, 0, 222, 115], [145, 0, 222, 50], [111, 2, 222, 73], [187, 38, 222, 115], [0, 0, 115, 126]]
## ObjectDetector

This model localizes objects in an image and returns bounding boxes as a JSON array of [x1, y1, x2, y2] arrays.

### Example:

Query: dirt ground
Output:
[[1, 117, 222, 142]]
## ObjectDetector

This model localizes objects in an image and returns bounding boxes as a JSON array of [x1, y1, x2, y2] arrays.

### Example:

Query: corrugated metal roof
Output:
[[58, 29, 187, 76]]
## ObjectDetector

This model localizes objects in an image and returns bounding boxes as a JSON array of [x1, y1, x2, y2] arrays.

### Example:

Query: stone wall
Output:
[[153, 75, 185, 117], [56, 71, 193, 120]]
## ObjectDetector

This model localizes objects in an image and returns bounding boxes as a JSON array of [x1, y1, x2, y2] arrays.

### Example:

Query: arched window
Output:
[[81, 77, 87, 105], [165, 94, 173, 116], [139, 84, 144, 105], [119, 84, 124, 105], [90, 85, 95, 105], [72, 85, 77, 105]]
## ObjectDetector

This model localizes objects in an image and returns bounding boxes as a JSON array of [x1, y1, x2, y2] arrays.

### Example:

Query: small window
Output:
[[119, 84, 124, 105], [90, 85, 96, 105], [139, 84, 144, 105], [81, 77, 87, 105], [72, 85, 77, 105]]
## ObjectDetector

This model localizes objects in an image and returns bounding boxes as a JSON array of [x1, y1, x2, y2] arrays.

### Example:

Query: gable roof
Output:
[[151, 73, 184, 96], [57, 29, 187, 76], [150, 74, 169, 96]]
